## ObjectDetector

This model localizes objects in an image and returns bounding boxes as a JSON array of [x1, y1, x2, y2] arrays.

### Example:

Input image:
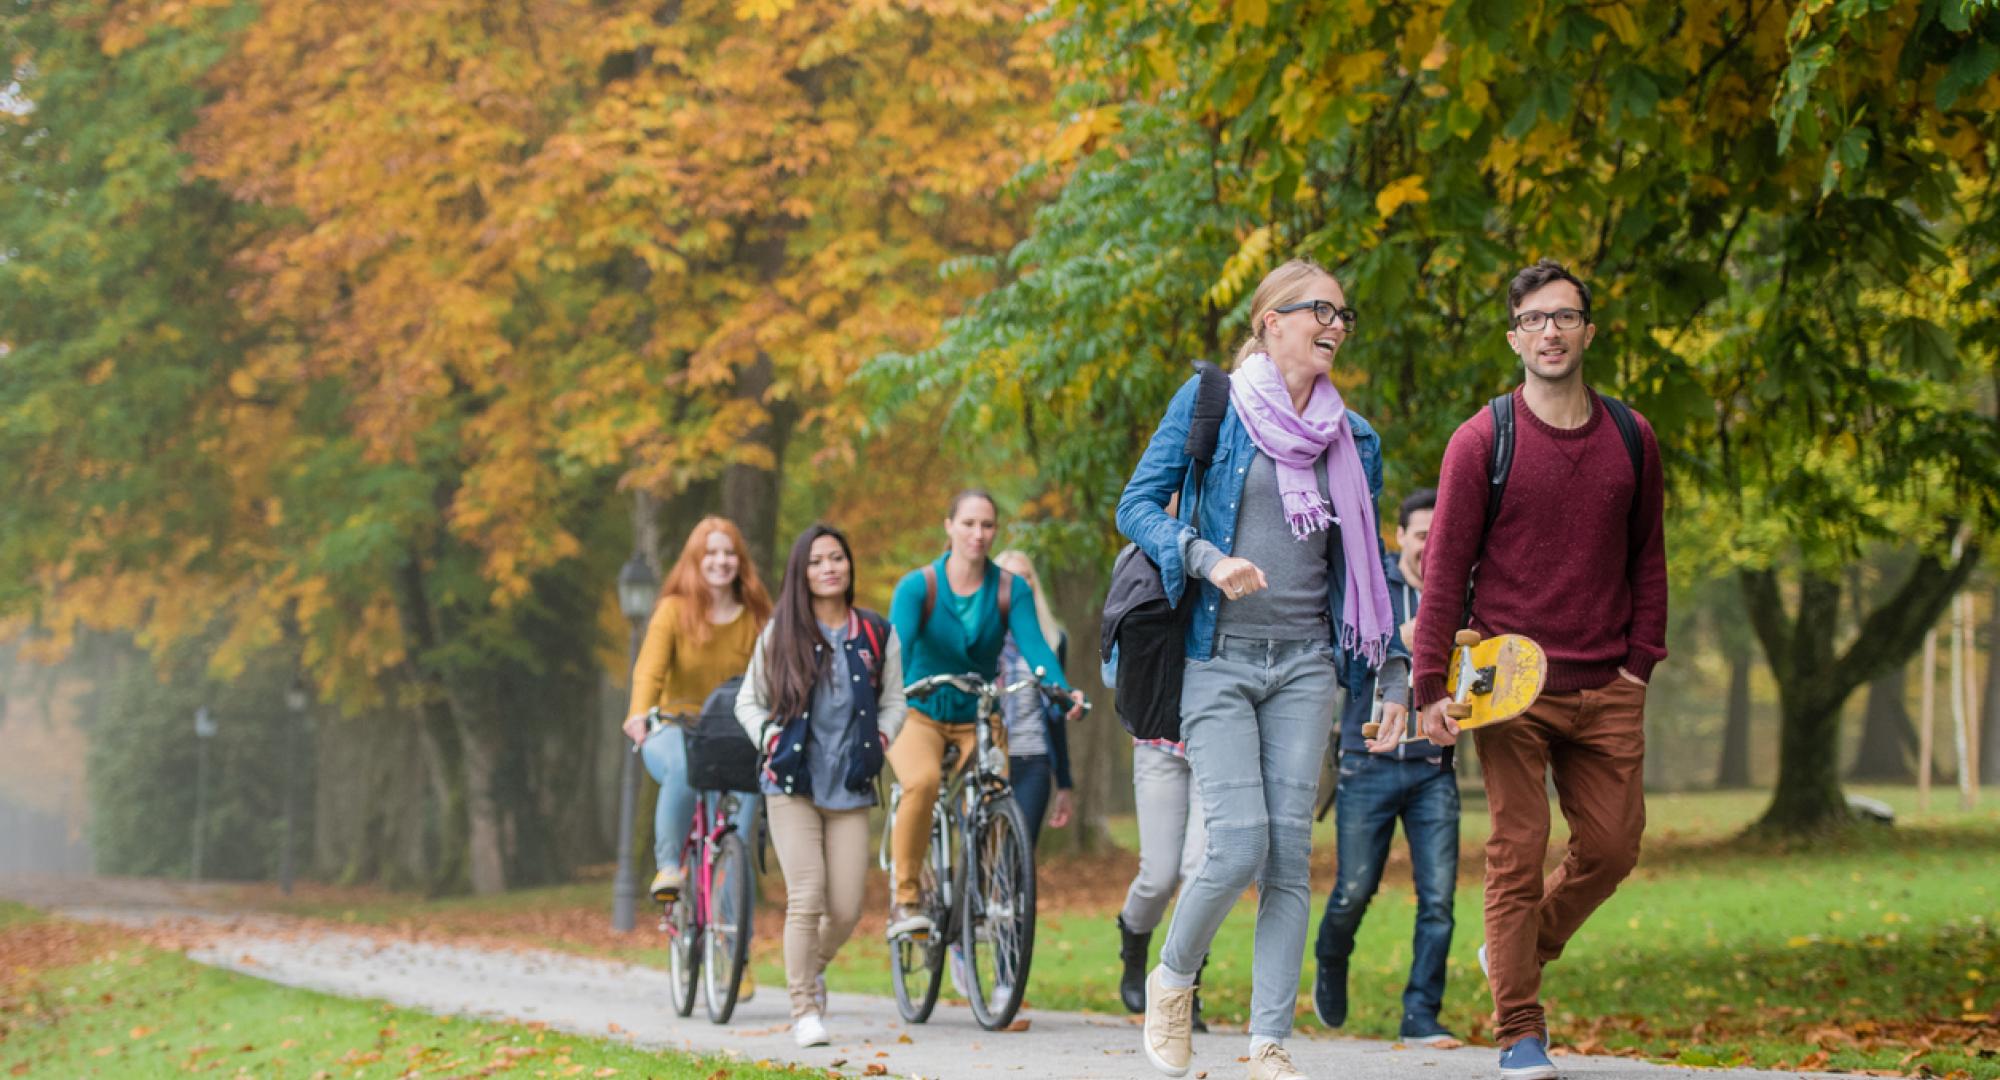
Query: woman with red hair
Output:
[[623, 516, 773, 901]]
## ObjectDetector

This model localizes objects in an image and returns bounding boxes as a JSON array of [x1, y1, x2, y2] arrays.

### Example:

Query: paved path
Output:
[[2, 877, 1856, 1080]]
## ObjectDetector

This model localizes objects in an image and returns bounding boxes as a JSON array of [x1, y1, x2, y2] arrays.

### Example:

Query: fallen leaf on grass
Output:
[[593, 1070, 619, 1078], [128, 1025, 153, 1039], [863, 1067, 888, 1077]]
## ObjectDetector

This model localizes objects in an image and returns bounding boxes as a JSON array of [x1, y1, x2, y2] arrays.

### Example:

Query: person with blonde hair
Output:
[[1117, 257, 1406, 1080], [992, 549, 1078, 845], [623, 516, 773, 902]]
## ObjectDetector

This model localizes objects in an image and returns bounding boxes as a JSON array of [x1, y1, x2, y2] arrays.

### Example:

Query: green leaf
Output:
[[1935, 40, 1999, 111], [1882, 316, 1958, 378]]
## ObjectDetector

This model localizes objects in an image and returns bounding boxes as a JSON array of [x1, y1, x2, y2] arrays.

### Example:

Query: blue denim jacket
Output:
[[1115, 373, 1405, 693]]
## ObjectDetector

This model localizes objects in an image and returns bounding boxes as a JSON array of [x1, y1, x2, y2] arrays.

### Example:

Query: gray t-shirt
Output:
[[795, 622, 873, 811], [1188, 452, 1332, 641]]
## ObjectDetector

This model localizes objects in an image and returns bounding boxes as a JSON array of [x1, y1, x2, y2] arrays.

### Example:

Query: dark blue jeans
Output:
[[1314, 752, 1460, 1025], [1009, 754, 1053, 847]]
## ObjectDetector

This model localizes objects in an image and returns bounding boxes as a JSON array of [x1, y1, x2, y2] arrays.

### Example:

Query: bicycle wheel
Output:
[[963, 794, 1036, 1031], [665, 888, 701, 1017], [702, 831, 754, 1024], [889, 809, 947, 1024]]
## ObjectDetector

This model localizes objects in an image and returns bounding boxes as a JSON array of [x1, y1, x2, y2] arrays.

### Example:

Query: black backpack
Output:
[[684, 675, 761, 793], [1467, 391, 1645, 619], [1100, 361, 1232, 742]]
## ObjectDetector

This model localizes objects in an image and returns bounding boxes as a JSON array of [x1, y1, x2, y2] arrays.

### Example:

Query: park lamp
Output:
[[617, 553, 658, 623]]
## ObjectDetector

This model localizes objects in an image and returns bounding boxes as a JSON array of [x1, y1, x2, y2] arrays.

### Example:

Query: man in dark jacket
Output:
[[1312, 488, 1459, 1044]]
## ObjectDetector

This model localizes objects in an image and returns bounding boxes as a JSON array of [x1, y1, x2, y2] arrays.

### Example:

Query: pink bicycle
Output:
[[651, 712, 757, 1024]]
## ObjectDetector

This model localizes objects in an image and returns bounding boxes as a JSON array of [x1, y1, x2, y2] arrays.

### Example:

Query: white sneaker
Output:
[[887, 904, 934, 938], [1142, 966, 1195, 1077], [1248, 1042, 1307, 1080], [792, 1012, 829, 1048]]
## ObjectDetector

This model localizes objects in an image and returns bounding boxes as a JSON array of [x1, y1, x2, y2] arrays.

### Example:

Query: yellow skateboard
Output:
[[1364, 629, 1548, 741]]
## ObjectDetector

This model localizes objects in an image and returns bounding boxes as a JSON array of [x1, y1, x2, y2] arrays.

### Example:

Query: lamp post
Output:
[[280, 679, 309, 895], [191, 705, 216, 880], [611, 552, 659, 932]]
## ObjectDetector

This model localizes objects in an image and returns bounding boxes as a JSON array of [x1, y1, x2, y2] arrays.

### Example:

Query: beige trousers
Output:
[[766, 793, 872, 1019]]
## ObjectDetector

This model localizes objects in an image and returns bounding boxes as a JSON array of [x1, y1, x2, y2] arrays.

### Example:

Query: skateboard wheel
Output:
[[1444, 702, 1473, 720], [1453, 629, 1482, 647]]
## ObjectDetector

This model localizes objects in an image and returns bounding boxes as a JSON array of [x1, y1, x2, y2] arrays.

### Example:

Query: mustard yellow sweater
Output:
[[626, 597, 761, 719]]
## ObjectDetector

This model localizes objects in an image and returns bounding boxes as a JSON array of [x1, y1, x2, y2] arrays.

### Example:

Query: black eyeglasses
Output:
[[1272, 299, 1359, 329], [1511, 308, 1589, 332]]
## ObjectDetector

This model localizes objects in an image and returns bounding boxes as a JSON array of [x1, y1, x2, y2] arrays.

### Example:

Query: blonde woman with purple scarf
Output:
[[1116, 258, 1408, 1080]]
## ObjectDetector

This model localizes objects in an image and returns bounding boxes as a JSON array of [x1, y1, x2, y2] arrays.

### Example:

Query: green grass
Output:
[[222, 787, 2000, 1076], [0, 925, 822, 1079], [795, 786, 2000, 1077], [0, 901, 40, 930]]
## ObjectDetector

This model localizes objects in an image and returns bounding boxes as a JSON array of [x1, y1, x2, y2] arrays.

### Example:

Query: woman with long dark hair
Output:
[[624, 516, 773, 902], [735, 524, 905, 1048], [1117, 258, 1407, 1080]]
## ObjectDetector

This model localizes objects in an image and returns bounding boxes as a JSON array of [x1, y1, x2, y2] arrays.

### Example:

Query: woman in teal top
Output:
[[883, 489, 1083, 936]]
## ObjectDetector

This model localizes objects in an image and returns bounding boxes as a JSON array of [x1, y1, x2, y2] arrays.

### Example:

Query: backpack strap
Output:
[[856, 610, 888, 685], [920, 563, 1014, 641], [1483, 393, 1515, 538], [1599, 394, 1645, 491]]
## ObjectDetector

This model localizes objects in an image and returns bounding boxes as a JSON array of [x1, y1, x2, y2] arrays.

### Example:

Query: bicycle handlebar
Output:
[[902, 670, 1090, 714]]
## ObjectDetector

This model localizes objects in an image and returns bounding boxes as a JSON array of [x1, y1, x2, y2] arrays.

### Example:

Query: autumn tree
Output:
[[911, 0, 2000, 834]]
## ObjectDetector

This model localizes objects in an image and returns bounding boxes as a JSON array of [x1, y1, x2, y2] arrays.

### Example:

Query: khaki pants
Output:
[[885, 709, 1006, 907], [1474, 675, 1647, 1045], [766, 794, 872, 1019]]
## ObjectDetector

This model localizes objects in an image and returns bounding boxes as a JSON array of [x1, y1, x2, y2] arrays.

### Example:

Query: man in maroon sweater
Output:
[[1412, 259, 1667, 1080]]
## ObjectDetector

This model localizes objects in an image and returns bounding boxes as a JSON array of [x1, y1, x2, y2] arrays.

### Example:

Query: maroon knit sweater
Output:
[[1412, 386, 1669, 708]]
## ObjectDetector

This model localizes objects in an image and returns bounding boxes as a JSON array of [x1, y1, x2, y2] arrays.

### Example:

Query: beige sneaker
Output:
[[1247, 1042, 1306, 1080], [1142, 966, 1195, 1076]]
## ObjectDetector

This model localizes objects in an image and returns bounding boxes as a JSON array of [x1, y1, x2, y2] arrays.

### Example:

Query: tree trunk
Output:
[[1743, 542, 1979, 836], [1984, 582, 2000, 783], [459, 712, 508, 895], [720, 352, 792, 581], [1847, 664, 1916, 781], [1715, 650, 1754, 788]]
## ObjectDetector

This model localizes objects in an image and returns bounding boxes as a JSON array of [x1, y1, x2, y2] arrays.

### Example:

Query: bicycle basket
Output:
[[686, 676, 760, 793]]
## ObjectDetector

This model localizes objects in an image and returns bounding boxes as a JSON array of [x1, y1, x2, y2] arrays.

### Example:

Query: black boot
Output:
[[1116, 914, 1150, 1014], [1191, 954, 1210, 1034]]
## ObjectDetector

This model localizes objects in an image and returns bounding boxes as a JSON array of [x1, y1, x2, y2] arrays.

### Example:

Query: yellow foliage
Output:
[[1205, 225, 1277, 309], [1374, 174, 1430, 219]]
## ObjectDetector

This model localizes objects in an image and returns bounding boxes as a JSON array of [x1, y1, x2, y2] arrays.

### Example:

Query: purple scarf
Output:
[[1229, 353, 1395, 665]]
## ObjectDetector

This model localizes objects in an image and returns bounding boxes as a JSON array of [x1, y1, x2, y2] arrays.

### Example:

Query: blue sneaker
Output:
[[1311, 959, 1346, 1028], [1399, 1014, 1457, 1044], [1498, 1036, 1557, 1080]]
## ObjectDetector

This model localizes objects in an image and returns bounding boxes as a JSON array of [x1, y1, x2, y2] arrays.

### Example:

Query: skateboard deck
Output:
[[1443, 632, 1547, 730]]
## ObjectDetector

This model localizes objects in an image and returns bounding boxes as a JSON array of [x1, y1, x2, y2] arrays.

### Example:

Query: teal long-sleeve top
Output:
[[889, 553, 1072, 723]]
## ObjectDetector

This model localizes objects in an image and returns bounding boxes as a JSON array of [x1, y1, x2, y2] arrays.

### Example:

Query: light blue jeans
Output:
[[1159, 635, 1338, 1041], [640, 724, 761, 872]]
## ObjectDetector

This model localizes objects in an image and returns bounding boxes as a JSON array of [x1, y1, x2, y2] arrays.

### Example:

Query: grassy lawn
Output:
[[0, 908, 820, 1079], [226, 786, 2000, 1077]]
